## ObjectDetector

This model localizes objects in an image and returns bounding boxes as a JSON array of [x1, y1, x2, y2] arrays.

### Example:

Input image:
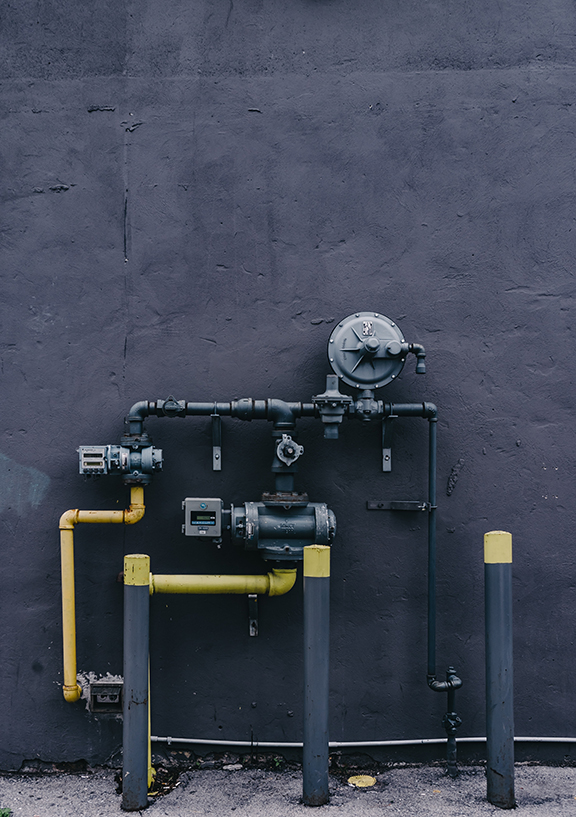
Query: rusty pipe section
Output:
[[59, 487, 145, 702]]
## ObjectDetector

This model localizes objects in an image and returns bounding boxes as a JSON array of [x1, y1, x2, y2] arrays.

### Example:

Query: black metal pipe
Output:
[[127, 401, 151, 435], [442, 668, 462, 779], [424, 415, 462, 777], [427, 416, 437, 679], [408, 343, 427, 374], [383, 402, 437, 419], [122, 555, 150, 811], [303, 546, 331, 806], [485, 531, 515, 809], [127, 399, 319, 430]]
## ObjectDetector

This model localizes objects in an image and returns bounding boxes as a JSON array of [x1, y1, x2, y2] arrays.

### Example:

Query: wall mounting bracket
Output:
[[366, 500, 430, 512], [248, 594, 259, 637]]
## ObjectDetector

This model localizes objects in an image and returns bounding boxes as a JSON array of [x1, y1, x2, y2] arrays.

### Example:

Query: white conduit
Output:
[[151, 735, 576, 749]]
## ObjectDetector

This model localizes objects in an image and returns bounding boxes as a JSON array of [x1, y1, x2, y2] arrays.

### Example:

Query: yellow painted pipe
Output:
[[149, 568, 297, 597], [59, 486, 145, 703], [148, 660, 155, 790]]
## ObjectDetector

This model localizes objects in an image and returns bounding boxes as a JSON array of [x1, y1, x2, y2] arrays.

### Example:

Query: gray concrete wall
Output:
[[2, 0, 575, 770]]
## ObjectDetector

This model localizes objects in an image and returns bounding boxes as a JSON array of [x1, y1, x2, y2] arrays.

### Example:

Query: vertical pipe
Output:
[[485, 531, 515, 809], [148, 660, 155, 790], [123, 554, 150, 811], [427, 417, 437, 678], [60, 527, 82, 702], [303, 545, 331, 806]]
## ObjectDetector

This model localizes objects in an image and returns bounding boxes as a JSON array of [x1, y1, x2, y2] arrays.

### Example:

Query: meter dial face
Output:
[[327, 312, 406, 388]]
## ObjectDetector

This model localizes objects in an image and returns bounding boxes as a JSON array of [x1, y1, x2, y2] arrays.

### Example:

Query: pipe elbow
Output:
[[63, 683, 82, 703], [127, 401, 150, 421], [124, 487, 145, 525], [427, 674, 462, 692], [59, 509, 79, 530], [268, 568, 297, 597], [124, 504, 145, 525], [423, 402, 438, 419]]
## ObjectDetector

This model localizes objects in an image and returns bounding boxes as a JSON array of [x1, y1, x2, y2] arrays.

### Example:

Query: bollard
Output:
[[484, 531, 515, 809], [122, 554, 150, 811], [303, 545, 331, 806]]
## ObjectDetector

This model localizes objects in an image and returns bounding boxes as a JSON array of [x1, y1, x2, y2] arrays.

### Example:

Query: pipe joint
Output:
[[59, 509, 79, 530], [63, 683, 83, 703], [268, 568, 298, 597], [409, 343, 427, 374], [427, 673, 463, 692], [124, 488, 146, 525], [127, 401, 151, 435], [231, 398, 256, 421], [267, 399, 297, 429], [128, 401, 151, 422]]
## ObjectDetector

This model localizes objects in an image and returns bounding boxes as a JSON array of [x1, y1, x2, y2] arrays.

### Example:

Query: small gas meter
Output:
[[182, 498, 224, 537]]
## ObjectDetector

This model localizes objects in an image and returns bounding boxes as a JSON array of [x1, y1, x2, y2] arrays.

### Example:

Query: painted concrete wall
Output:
[[2, 0, 576, 769]]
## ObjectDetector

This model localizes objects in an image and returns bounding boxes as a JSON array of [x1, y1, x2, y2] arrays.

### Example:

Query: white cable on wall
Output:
[[151, 735, 576, 749]]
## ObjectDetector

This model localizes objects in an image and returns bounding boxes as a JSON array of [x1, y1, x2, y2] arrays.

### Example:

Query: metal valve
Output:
[[276, 434, 304, 465]]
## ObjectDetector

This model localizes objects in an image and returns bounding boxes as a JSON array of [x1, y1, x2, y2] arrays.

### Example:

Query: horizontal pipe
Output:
[[150, 568, 297, 597], [151, 735, 576, 749], [59, 487, 145, 530], [384, 402, 437, 419], [129, 400, 318, 420]]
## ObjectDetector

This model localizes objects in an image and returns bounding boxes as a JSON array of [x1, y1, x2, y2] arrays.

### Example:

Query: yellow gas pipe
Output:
[[61, 485, 296, 794], [143, 563, 296, 790], [149, 568, 297, 596], [59, 486, 145, 702]]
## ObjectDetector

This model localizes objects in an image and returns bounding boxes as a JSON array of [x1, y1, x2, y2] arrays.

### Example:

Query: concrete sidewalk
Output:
[[1, 764, 576, 816]]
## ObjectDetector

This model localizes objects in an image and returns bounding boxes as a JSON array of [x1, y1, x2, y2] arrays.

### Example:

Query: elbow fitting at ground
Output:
[[63, 683, 82, 703]]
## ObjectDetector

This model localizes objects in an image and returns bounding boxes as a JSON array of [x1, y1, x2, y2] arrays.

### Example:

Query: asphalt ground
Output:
[[1, 763, 576, 817]]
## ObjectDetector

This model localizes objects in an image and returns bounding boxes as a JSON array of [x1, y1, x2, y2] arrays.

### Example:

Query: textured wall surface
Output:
[[2, 0, 576, 770]]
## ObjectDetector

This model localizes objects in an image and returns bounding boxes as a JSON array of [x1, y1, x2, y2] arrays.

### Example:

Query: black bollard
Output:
[[303, 545, 330, 806], [122, 554, 150, 811], [485, 531, 515, 809]]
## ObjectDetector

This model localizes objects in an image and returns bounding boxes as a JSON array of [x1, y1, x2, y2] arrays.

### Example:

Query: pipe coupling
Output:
[[427, 673, 463, 693]]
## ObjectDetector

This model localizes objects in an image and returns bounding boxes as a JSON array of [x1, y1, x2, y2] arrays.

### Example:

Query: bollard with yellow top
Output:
[[303, 544, 331, 806], [484, 531, 515, 810]]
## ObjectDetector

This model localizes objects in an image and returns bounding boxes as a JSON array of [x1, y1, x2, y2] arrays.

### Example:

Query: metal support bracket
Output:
[[211, 414, 222, 471], [381, 415, 397, 472], [366, 500, 430, 511], [248, 594, 259, 637]]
